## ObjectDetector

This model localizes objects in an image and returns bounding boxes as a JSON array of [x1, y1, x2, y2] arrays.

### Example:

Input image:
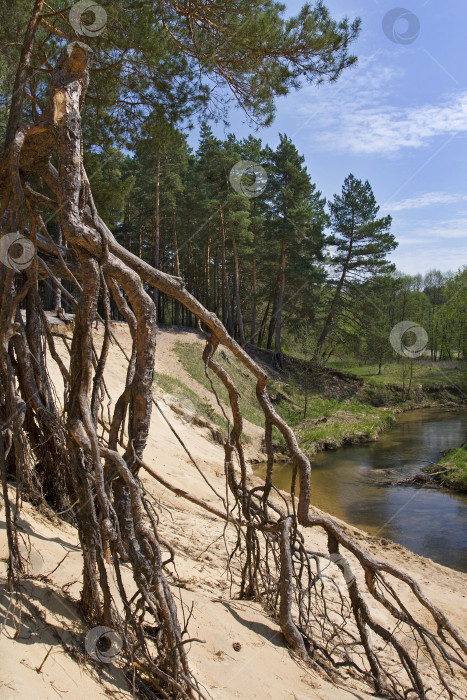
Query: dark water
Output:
[[253, 409, 467, 572]]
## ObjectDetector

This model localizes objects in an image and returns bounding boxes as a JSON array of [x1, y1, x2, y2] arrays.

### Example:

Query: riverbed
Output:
[[253, 408, 467, 572]]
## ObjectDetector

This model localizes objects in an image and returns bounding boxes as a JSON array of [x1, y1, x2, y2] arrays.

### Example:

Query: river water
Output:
[[253, 408, 467, 572]]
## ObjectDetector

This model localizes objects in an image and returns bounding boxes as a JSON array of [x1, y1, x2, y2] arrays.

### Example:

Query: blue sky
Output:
[[191, 0, 467, 276]]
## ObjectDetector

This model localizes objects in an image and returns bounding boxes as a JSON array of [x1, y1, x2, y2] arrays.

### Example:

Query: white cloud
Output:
[[386, 192, 467, 211], [295, 56, 467, 156], [320, 93, 467, 155], [402, 217, 467, 241]]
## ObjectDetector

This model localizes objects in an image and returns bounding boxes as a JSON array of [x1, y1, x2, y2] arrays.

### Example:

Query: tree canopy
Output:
[[0, 0, 361, 149]]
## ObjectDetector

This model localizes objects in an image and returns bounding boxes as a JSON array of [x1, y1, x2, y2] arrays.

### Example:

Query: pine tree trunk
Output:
[[313, 248, 352, 362], [220, 208, 234, 336], [152, 158, 161, 310], [4, 0, 44, 148], [273, 238, 287, 368], [213, 243, 219, 316], [172, 209, 181, 325], [250, 230, 258, 345], [266, 308, 276, 351], [258, 298, 272, 347], [232, 233, 245, 346], [205, 237, 211, 308]]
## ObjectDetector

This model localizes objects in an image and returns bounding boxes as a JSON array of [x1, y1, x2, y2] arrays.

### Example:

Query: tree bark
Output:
[[249, 229, 258, 345], [172, 208, 181, 325], [4, 0, 44, 149], [258, 297, 271, 347], [232, 232, 245, 346], [273, 238, 287, 368], [219, 208, 234, 336], [313, 244, 352, 362], [152, 157, 161, 310]]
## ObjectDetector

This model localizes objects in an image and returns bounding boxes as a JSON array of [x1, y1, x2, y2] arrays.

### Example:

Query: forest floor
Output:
[[1, 321, 467, 699]]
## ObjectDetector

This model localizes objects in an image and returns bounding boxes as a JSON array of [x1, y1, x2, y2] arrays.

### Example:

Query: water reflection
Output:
[[253, 409, 467, 572]]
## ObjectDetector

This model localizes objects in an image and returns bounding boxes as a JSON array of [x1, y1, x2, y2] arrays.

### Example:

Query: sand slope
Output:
[[1, 322, 466, 699]]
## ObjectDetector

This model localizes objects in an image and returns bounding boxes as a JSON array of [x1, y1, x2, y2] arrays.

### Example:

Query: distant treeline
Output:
[[44, 123, 466, 366]]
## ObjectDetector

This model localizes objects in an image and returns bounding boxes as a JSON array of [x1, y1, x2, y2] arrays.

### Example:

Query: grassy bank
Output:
[[285, 402, 395, 455], [328, 359, 467, 395], [172, 341, 398, 456], [154, 371, 229, 440], [169, 340, 466, 459], [426, 445, 467, 492], [172, 340, 265, 428]]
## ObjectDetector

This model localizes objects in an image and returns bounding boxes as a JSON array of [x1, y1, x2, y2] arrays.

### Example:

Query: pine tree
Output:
[[314, 174, 396, 362], [232, 135, 269, 345], [129, 112, 187, 314], [266, 135, 326, 367]]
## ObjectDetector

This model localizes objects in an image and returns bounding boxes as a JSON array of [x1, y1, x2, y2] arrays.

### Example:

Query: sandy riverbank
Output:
[[1, 321, 466, 699]]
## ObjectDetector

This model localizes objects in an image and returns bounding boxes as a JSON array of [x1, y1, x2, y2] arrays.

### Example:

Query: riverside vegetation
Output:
[[172, 339, 467, 488]]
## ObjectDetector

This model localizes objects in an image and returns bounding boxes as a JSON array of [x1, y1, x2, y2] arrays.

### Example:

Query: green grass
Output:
[[327, 360, 467, 390], [273, 390, 395, 454], [171, 342, 467, 459], [173, 341, 266, 428], [437, 445, 467, 491], [296, 405, 395, 453], [172, 342, 400, 455], [262, 374, 396, 451], [154, 371, 228, 434]]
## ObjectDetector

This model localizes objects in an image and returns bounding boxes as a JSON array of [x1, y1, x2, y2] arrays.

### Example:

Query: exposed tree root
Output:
[[1, 41, 466, 699]]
